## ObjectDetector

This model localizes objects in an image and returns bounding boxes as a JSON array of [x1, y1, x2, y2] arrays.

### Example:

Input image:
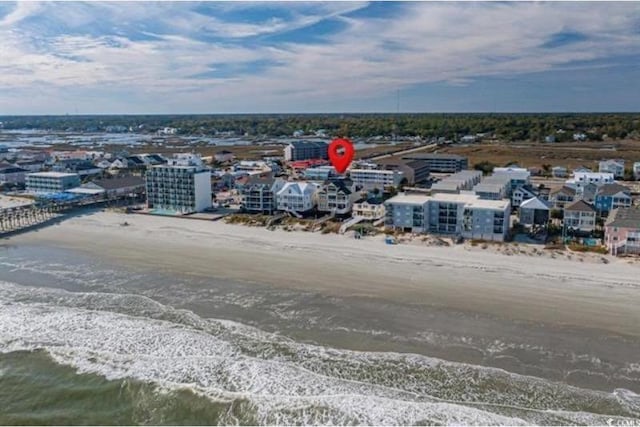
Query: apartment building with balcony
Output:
[[401, 153, 468, 173], [284, 141, 329, 162], [26, 172, 81, 194], [349, 168, 404, 190], [146, 165, 211, 214], [384, 192, 510, 241]]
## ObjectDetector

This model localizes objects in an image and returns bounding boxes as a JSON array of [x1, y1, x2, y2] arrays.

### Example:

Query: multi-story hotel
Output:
[[26, 172, 81, 194], [384, 192, 510, 241], [146, 165, 211, 213]]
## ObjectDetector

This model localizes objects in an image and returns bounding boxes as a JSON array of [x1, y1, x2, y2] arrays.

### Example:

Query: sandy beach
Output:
[[10, 210, 640, 338]]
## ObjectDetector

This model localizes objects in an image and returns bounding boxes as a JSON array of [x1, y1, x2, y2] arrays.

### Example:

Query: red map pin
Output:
[[328, 138, 354, 174]]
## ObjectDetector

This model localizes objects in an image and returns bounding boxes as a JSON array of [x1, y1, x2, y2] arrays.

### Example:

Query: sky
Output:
[[1, 1, 639, 115]]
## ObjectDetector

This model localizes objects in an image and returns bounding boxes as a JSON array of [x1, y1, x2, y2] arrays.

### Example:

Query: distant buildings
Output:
[[284, 141, 328, 162], [634, 162, 640, 181], [83, 176, 145, 197], [431, 170, 482, 194], [303, 165, 338, 181], [384, 192, 510, 241], [566, 172, 614, 194], [491, 167, 531, 195], [146, 165, 211, 213], [349, 168, 404, 190], [605, 207, 640, 255], [214, 150, 235, 163], [374, 158, 430, 186], [276, 182, 319, 213], [401, 153, 468, 173], [26, 172, 81, 194], [0, 163, 28, 184], [599, 159, 625, 178], [551, 166, 567, 178]]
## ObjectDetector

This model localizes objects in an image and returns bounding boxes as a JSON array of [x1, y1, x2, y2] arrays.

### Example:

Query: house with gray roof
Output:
[[564, 200, 597, 233], [519, 197, 550, 227], [605, 207, 640, 255]]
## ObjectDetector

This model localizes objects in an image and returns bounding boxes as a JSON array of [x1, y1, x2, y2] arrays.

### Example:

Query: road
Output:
[[368, 143, 438, 161]]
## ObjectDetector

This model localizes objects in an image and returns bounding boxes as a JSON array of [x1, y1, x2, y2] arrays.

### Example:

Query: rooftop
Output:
[[606, 207, 640, 228], [27, 172, 79, 178], [386, 192, 509, 210], [596, 183, 631, 197], [564, 199, 596, 212], [91, 176, 145, 190]]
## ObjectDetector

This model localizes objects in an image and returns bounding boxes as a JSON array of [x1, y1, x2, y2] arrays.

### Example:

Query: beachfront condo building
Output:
[[26, 172, 81, 194], [384, 192, 510, 241], [349, 169, 404, 190], [284, 141, 329, 162], [146, 165, 211, 214]]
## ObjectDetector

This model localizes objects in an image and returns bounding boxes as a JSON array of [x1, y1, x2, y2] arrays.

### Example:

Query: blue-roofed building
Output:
[[594, 183, 632, 215]]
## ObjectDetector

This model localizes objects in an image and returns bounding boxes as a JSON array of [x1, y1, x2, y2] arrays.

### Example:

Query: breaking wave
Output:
[[1, 281, 638, 425]]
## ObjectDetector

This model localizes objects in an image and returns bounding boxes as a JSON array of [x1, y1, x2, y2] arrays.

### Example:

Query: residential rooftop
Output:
[[606, 207, 640, 228], [26, 171, 79, 178]]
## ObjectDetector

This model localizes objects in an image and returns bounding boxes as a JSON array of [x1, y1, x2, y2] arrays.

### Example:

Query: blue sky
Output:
[[1, 1, 639, 114]]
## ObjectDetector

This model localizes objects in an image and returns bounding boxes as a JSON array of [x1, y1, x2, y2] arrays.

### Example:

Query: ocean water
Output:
[[1, 243, 640, 425]]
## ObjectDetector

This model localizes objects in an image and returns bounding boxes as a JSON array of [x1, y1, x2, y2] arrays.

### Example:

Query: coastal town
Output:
[[1, 129, 640, 259]]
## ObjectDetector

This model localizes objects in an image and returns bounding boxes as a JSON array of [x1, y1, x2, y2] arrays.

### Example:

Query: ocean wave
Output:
[[0, 281, 638, 425]]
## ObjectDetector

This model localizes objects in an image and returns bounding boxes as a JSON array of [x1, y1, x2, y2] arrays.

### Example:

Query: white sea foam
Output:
[[0, 281, 637, 425]]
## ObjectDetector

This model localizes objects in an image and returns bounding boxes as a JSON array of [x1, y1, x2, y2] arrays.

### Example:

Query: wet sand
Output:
[[10, 210, 640, 337]]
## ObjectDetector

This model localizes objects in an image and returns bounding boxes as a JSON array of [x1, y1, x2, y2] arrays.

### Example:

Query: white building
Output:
[[599, 159, 625, 179], [634, 162, 640, 181], [317, 179, 360, 215], [146, 165, 211, 213], [491, 167, 531, 194], [511, 185, 537, 208], [566, 172, 615, 194], [353, 200, 385, 220], [234, 160, 272, 176], [214, 150, 235, 163], [168, 153, 203, 167], [564, 200, 597, 233], [26, 172, 81, 194], [276, 182, 319, 213], [349, 169, 404, 190]]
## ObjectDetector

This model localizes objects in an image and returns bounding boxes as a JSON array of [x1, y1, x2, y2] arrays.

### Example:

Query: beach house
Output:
[[549, 186, 576, 209], [511, 185, 537, 209], [240, 176, 285, 215], [518, 197, 550, 227], [276, 182, 319, 214], [594, 183, 632, 215], [353, 199, 385, 220], [599, 159, 625, 179], [317, 179, 359, 215], [563, 200, 597, 234], [605, 207, 640, 256]]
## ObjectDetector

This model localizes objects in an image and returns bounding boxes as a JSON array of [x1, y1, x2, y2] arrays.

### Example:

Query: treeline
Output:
[[1, 113, 639, 141]]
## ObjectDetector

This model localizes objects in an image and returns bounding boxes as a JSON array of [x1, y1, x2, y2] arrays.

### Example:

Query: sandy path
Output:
[[10, 211, 640, 337]]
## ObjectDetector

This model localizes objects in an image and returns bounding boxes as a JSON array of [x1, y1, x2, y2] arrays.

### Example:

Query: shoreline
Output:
[[7, 210, 640, 338]]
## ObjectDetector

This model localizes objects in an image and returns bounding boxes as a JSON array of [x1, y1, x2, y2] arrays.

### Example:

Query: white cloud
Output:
[[1, 1, 639, 113]]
